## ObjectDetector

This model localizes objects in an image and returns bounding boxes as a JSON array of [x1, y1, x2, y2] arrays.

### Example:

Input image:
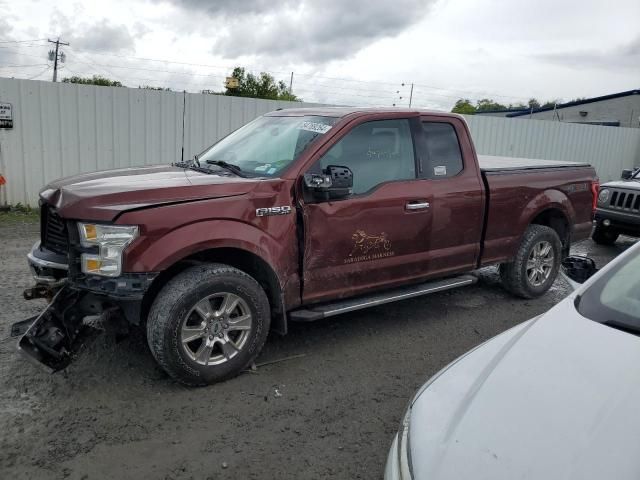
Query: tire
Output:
[[499, 224, 562, 299], [146, 263, 270, 386], [591, 224, 619, 245]]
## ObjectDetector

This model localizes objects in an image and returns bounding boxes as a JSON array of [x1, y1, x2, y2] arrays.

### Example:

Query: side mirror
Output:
[[621, 169, 633, 180], [560, 256, 598, 290], [304, 165, 353, 200]]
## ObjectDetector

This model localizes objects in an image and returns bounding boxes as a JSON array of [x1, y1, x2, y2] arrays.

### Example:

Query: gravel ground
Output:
[[0, 219, 634, 480]]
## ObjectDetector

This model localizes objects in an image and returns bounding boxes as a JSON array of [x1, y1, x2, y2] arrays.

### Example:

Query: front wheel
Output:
[[591, 224, 619, 245], [500, 224, 562, 299], [147, 264, 270, 386]]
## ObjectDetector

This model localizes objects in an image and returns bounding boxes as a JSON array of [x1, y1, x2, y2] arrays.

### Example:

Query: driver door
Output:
[[300, 117, 436, 304]]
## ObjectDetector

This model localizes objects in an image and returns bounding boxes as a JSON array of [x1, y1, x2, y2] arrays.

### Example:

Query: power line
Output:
[[1, 42, 539, 106], [27, 66, 51, 80], [0, 63, 49, 68], [0, 38, 48, 44]]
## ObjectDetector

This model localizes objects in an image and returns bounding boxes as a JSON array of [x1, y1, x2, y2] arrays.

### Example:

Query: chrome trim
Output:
[[32, 275, 67, 286], [27, 248, 68, 271], [405, 202, 430, 211], [321, 278, 475, 318]]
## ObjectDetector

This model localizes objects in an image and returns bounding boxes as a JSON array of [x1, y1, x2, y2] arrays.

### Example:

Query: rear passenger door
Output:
[[414, 116, 485, 276]]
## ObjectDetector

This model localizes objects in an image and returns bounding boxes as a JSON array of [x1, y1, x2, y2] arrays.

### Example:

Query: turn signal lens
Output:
[[82, 224, 98, 241], [84, 257, 102, 273]]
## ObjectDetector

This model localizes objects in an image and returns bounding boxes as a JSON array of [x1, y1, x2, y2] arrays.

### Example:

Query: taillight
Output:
[[591, 179, 599, 215]]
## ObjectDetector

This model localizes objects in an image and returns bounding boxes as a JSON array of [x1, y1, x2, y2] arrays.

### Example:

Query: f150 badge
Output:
[[256, 206, 292, 217]]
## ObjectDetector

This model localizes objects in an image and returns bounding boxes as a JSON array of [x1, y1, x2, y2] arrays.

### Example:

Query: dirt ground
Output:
[[0, 219, 633, 480]]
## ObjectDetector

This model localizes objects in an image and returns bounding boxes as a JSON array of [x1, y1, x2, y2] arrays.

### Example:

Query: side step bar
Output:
[[289, 274, 477, 322]]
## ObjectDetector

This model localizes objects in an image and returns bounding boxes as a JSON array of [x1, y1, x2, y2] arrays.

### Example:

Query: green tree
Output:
[[225, 67, 299, 101], [62, 75, 123, 87], [527, 98, 541, 109], [476, 98, 507, 112], [451, 98, 476, 114], [139, 85, 171, 91]]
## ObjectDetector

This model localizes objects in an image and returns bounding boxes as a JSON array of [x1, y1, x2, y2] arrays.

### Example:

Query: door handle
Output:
[[405, 201, 430, 211]]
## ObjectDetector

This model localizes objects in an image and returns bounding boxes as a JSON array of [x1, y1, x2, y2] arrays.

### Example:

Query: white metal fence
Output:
[[1, 77, 639, 206], [463, 114, 640, 183]]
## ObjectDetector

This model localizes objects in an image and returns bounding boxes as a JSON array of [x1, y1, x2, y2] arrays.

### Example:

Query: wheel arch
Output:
[[529, 207, 572, 257], [518, 188, 575, 258], [141, 246, 287, 335]]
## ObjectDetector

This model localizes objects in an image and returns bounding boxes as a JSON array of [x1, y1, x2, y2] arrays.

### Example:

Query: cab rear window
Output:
[[420, 122, 463, 179]]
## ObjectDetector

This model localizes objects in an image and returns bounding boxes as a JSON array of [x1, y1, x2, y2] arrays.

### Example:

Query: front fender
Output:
[[124, 219, 290, 278]]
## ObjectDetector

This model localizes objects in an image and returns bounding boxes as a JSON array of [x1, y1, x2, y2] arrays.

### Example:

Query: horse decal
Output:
[[349, 230, 392, 257]]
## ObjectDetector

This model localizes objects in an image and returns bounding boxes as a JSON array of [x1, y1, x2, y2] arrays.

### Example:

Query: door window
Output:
[[318, 119, 416, 194], [420, 122, 463, 179]]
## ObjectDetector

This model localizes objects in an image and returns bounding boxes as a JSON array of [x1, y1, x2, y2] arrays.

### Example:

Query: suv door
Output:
[[300, 117, 436, 304]]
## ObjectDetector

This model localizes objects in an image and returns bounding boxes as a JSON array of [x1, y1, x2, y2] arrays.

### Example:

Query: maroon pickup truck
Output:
[[13, 108, 598, 385]]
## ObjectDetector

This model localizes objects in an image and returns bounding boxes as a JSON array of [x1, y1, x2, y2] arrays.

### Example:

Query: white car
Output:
[[385, 241, 640, 480]]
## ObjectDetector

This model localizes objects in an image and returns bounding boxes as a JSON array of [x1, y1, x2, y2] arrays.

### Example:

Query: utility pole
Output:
[[289, 72, 294, 94], [409, 83, 414, 108], [48, 38, 69, 82]]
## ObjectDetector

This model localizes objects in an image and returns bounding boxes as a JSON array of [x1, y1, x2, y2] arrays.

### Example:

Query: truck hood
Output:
[[39, 165, 259, 221], [601, 179, 640, 189], [409, 298, 640, 480]]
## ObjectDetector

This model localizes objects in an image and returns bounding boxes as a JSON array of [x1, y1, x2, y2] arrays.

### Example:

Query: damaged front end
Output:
[[12, 285, 110, 372], [12, 239, 131, 373]]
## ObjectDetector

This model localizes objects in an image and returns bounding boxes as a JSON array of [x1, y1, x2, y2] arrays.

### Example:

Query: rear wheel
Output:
[[500, 224, 562, 299], [591, 224, 619, 245], [147, 263, 270, 386]]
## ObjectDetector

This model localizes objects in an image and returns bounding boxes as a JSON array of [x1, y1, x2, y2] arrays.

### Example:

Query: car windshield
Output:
[[576, 247, 640, 334], [197, 115, 337, 177]]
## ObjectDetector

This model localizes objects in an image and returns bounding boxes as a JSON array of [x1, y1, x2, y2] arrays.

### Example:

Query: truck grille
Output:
[[609, 190, 640, 212], [41, 204, 69, 255]]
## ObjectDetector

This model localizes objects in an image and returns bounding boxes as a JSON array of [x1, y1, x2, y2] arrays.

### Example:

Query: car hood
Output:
[[601, 179, 640, 189], [409, 298, 640, 480], [39, 165, 259, 221]]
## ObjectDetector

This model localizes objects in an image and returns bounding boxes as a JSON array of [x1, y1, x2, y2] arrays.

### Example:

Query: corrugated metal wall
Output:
[[0, 78, 324, 205], [463, 114, 640, 182], [1, 77, 639, 205]]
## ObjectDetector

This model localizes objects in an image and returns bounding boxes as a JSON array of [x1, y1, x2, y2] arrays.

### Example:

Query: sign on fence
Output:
[[0, 102, 12, 129]]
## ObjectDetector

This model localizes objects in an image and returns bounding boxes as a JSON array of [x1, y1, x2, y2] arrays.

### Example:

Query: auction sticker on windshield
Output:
[[299, 121, 332, 134]]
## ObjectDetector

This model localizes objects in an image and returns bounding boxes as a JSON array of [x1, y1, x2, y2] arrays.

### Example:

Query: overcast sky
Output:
[[0, 0, 638, 110]]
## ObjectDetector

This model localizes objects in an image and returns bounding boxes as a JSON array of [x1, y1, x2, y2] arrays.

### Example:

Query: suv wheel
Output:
[[147, 264, 270, 386], [591, 224, 619, 245], [500, 224, 562, 299]]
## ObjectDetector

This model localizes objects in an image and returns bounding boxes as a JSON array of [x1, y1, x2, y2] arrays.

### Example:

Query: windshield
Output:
[[198, 115, 337, 177], [576, 247, 640, 334]]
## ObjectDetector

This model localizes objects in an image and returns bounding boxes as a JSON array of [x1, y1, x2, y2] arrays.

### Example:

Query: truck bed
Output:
[[478, 154, 597, 267], [479, 155, 590, 172]]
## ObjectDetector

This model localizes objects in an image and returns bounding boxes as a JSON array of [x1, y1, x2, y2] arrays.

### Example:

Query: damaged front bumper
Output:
[[12, 286, 105, 371], [13, 242, 155, 372]]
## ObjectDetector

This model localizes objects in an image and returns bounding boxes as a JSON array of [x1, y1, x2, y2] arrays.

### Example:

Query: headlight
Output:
[[598, 188, 610, 204], [77, 223, 138, 277]]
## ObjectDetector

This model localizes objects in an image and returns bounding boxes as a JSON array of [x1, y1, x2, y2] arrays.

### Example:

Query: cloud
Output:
[[165, 0, 435, 63], [168, 0, 296, 17], [70, 19, 135, 53], [535, 36, 640, 71]]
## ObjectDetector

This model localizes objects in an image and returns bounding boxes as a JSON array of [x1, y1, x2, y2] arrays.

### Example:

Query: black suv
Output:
[[593, 167, 640, 244]]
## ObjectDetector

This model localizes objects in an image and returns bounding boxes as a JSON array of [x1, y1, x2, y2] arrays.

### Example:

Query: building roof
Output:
[[475, 107, 530, 115], [505, 89, 640, 117]]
